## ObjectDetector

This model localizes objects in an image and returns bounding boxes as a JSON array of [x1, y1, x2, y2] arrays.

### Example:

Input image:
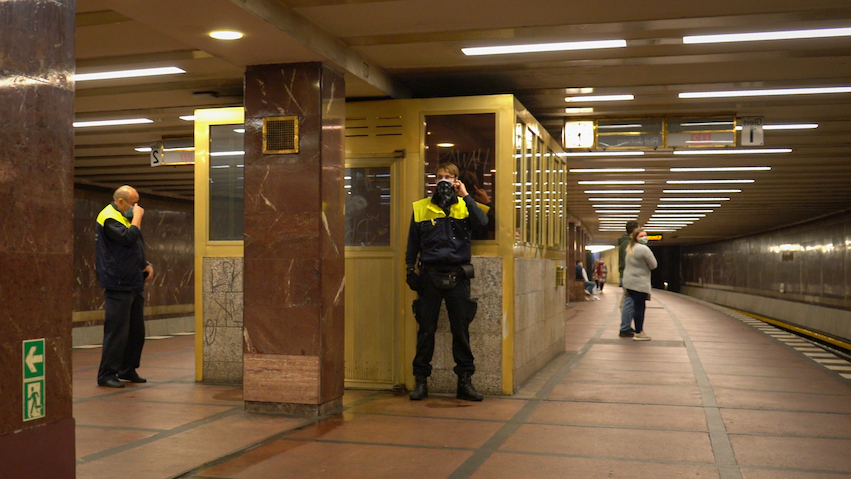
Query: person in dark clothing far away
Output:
[[95, 185, 153, 388]]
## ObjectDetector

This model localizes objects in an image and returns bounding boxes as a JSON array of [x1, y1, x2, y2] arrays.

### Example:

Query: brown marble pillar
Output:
[[242, 63, 345, 415], [0, 0, 76, 476]]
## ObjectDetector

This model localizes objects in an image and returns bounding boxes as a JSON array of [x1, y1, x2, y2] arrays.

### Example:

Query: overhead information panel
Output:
[[595, 119, 663, 148], [666, 117, 735, 147]]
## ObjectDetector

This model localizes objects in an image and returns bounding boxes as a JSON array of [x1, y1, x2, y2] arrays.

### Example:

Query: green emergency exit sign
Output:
[[22, 338, 45, 421]]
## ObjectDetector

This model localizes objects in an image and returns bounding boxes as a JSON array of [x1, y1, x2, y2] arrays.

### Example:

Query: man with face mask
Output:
[[95, 185, 154, 388], [405, 163, 489, 401]]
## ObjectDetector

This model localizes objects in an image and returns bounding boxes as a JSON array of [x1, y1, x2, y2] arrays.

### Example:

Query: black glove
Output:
[[406, 271, 421, 292]]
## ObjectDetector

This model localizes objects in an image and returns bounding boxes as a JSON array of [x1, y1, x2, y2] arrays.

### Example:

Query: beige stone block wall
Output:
[[202, 257, 244, 384], [513, 258, 566, 391]]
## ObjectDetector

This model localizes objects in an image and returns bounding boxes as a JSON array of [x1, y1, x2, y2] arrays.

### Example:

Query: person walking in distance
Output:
[[594, 258, 608, 293], [405, 163, 488, 401], [618, 220, 640, 337], [622, 228, 658, 341], [95, 185, 154, 388]]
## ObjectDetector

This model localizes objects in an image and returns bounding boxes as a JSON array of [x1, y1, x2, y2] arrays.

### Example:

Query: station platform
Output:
[[72, 290, 851, 479]]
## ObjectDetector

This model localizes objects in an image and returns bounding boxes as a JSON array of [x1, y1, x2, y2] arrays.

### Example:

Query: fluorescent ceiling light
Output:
[[593, 204, 645, 208], [565, 107, 594, 114], [679, 121, 734, 127], [570, 168, 645, 173], [663, 189, 741, 193], [661, 197, 730, 201], [234, 128, 245, 133], [652, 214, 706, 217], [73, 118, 153, 128], [644, 228, 678, 232], [436, 142, 455, 147], [597, 123, 643, 129], [683, 27, 851, 44], [595, 210, 640, 214], [75, 67, 185, 82], [585, 190, 643, 194], [654, 210, 713, 213], [589, 198, 642, 201], [673, 149, 790, 155], [680, 87, 851, 99], [565, 94, 634, 102], [210, 151, 245, 157], [210, 30, 243, 40], [179, 115, 196, 121], [658, 204, 721, 208], [559, 151, 644, 157], [134, 146, 195, 153], [670, 166, 770, 172], [462, 39, 626, 56], [735, 123, 817, 130], [579, 180, 645, 185], [586, 245, 615, 253], [666, 179, 753, 184]]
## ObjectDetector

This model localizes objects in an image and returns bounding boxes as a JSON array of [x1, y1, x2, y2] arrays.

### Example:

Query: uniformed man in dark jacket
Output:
[[405, 163, 488, 401], [95, 185, 154, 388]]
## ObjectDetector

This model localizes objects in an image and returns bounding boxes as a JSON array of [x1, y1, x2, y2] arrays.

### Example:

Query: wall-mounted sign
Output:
[[22, 338, 45, 421], [563, 121, 594, 148], [646, 234, 663, 241]]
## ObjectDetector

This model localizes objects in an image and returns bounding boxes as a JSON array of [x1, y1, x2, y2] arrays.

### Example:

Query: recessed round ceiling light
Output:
[[210, 30, 243, 40]]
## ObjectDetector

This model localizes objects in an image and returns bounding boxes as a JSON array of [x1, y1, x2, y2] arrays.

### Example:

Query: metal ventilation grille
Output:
[[345, 116, 403, 138], [263, 116, 299, 154]]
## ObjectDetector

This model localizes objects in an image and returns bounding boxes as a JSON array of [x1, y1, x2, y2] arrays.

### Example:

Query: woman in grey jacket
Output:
[[621, 228, 658, 341]]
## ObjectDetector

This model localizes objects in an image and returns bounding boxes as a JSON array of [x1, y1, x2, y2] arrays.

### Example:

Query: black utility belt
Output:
[[420, 263, 474, 291]]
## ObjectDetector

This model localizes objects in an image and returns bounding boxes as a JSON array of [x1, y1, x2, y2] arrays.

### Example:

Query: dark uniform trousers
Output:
[[97, 289, 146, 381], [412, 270, 476, 377]]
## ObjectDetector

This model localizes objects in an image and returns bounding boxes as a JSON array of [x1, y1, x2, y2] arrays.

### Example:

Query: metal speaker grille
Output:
[[263, 116, 299, 154]]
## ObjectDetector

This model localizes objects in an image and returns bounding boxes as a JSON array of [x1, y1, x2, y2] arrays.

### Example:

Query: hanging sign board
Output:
[[740, 117, 764, 146]]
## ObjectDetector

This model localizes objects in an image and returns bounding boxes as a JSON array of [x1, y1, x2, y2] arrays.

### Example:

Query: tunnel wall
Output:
[[681, 209, 851, 341]]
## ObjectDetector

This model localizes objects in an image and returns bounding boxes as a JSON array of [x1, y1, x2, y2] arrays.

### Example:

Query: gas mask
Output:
[[431, 179, 458, 210]]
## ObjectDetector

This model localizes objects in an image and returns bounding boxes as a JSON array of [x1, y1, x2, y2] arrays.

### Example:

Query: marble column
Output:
[[0, 0, 76, 476], [242, 63, 346, 415]]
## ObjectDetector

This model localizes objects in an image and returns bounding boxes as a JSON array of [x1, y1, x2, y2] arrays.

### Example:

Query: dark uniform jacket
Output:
[[405, 196, 488, 269], [96, 203, 147, 292]]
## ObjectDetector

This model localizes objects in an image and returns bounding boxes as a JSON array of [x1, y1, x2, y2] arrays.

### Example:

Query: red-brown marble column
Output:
[[242, 63, 345, 415], [0, 0, 76, 476]]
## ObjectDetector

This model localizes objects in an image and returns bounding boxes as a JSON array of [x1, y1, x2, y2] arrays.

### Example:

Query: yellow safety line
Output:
[[733, 309, 851, 351]]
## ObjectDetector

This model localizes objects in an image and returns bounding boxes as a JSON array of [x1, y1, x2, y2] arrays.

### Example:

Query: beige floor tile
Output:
[[287, 412, 502, 449], [721, 409, 851, 438], [714, 389, 851, 413], [74, 399, 233, 430], [548, 382, 703, 406], [501, 424, 715, 463], [75, 427, 157, 460], [529, 401, 707, 430], [471, 453, 720, 479], [201, 440, 472, 479], [731, 435, 851, 472], [347, 393, 527, 421]]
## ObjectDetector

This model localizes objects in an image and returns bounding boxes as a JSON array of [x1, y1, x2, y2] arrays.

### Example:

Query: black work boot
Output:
[[410, 375, 428, 400], [456, 372, 483, 401]]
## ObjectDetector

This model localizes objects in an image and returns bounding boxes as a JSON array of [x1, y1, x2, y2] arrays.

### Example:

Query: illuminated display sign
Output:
[[646, 234, 663, 241]]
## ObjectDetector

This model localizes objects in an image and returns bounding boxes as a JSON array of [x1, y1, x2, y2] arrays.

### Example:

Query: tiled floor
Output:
[[73, 290, 851, 478]]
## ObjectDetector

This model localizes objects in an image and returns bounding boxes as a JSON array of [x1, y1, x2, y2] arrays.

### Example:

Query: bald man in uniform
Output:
[[95, 186, 154, 388]]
